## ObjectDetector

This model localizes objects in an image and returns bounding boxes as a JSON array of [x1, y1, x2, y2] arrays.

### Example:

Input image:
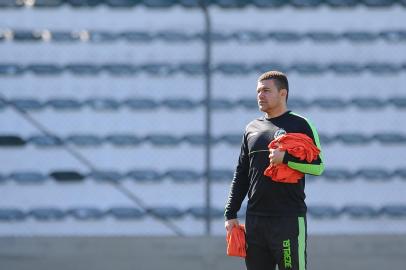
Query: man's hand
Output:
[[225, 218, 239, 232], [269, 148, 286, 165]]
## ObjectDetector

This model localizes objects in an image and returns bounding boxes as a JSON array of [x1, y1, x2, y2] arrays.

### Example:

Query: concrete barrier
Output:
[[0, 235, 405, 270]]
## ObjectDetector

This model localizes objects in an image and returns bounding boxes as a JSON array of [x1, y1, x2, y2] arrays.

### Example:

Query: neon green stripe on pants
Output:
[[298, 217, 306, 270]]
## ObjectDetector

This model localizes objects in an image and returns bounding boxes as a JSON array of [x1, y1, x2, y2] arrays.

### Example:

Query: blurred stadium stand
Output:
[[0, 0, 405, 242]]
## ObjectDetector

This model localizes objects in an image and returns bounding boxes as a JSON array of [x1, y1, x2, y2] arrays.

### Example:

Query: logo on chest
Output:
[[274, 128, 287, 139]]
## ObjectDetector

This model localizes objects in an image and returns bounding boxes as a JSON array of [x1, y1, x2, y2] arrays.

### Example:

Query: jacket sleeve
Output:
[[283, 119, 325, 176], [224, 132, 250, 220]]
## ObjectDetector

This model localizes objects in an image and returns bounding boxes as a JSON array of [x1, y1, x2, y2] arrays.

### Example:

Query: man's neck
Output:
[[265, 107, 288, 119]]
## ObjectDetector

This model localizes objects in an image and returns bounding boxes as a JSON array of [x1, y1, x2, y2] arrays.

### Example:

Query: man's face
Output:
[[256, 79, 285, 113]]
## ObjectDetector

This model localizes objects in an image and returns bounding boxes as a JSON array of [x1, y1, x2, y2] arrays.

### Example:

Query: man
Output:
[[224, 71, 324, 270]]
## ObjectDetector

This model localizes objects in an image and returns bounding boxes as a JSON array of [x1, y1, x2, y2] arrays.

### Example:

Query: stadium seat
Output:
[[178, 0, 200, 8], [123, 98, 158, 110], [187, 207, 224, 219], [90, 31, 119, 42], [207, 32, 230, 42], [0, 0, 23, 8], [12, 30, 43, 42], [126, 170, 162, 182], [216, 134, 242, 145], [324, 0, 358, 6], [155, 31, 193, 42], [27, 64, 63, 75], [102, 64, 137, 76], [365, 63, 402, 74], [105, 134, 142, 146], [142, 0, 177, 7], [291, 63, 326, 75], [287, 98, 310, 110], [336, 133, 371, 144], [46, 99, 83, 110], [343, 205, 380, 218], [67, 134, 103, 146], [10, 98, 43, 110], [29, 135, 63, 147], [0, 173, 6, 183], [89, 170, 124, 182], [164, 170, 201, 182], [32, 0, 64, 7], [215, 63, 250, 75], [253, 62, 285, 74], [108, 207, 145, 219], [381, 205, 406, 218], [209, 99, 234, 110], [66, 64, 101, 76], [373, 133, 406, 144], [356, 168, 392, 181], [9, 171, 47, 184], [67, 0, 101, 7], [146, 134, 180, 146], [121, 31, 153, 42], [140, 63, 174, 76], [351, 97, 385, 109], [238, 98, 257, 110], [308, 206, 341, 219], [306, 31, 340, 42], [0, 135, 25, 146], [183, 134, 206, 145], [0, 99, 5, 110], [251, 0, 286, 8], [322, 169, 356, 181], [217, 0, 250, 7], [314, 98, 347, 109], [29, 208, 66, 221], [362, 0, 397, 7], [290, 0, 324, 7], [0, 64, 24, 75], [0, 209, 26, 221], [232, 31, 268, 43], [68, 207, 105, 220], [342, 31, 378, 42], [269, 31, 303, 42], [210, 169, 233, 182], [388, 97, 406, 108], [379, 30, 406, 42], [50, 171, 85, 182], [328, 63, 363, 74], [85, 98, 120, 111], [394, 169, 406, 180], [162, 98, 197, 110], [178, 63, 205, 76], [51, 31, 79, 42], [105, 0, 141, 7], [147, 206, 184, 219]]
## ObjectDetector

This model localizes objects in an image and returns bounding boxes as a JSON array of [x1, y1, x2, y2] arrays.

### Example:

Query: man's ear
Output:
[[280, 89, 287, 97]]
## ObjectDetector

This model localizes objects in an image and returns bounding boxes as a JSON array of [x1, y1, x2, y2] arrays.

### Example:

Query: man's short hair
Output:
[[258, 71, 289, 102]]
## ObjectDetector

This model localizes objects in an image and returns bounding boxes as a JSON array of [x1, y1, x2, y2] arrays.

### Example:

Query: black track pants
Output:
[[245, 215, 307, 270]]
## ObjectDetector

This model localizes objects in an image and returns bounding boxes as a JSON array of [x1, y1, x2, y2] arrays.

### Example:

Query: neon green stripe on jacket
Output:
[[287, 112, 325, 176]]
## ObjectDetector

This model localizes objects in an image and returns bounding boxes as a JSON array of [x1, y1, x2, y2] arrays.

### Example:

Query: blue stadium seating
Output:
[[29, 208, 66, 221], [107, 207, 145, 219], [89, 171, 124, 182], [342, 205, 380, 218], [9, 171, 48, 184], [0, 209, 26, 221], [68, 207, 105, 220], [147, 207, 184, 219], [187, 207, 225, 219]]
